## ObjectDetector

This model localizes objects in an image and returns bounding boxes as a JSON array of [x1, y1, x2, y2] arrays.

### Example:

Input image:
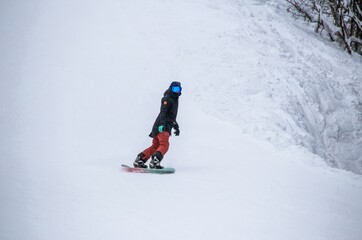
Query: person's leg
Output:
[[149, 132, 170, 169], [141, 137, 160, 160], [153, 132, 170, 160]]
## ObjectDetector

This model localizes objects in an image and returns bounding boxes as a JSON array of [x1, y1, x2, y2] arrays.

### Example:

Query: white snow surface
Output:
[[1, 0, 362, 240]]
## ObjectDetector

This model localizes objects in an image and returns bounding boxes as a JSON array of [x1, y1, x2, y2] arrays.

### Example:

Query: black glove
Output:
[[174, 128, 180, 136], [173, 122, 180, 136]]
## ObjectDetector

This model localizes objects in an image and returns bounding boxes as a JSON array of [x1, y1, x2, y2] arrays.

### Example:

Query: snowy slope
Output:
[[1, 0, 362, 240]]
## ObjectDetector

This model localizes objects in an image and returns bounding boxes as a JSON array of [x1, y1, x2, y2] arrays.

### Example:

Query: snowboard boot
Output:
[[149, 152, 164, 169], [133, 153, 147, 168]]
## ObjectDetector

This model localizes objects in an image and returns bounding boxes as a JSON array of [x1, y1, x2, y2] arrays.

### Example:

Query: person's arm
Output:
[[173, 121, 180, 136], [158, 97, 172, 131]]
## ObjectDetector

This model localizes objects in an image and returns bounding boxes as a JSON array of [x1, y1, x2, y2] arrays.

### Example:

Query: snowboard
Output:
[[121, 164, 175, 174]]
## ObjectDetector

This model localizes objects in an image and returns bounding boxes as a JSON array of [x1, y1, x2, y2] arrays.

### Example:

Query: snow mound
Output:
[[186, 0, 362, 174]]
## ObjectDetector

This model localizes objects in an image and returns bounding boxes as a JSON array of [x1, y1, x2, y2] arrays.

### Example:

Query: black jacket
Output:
[[149, 88, 179, 138]]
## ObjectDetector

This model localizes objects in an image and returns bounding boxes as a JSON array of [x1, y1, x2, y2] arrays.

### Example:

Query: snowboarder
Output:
[[133, 81, 182, 169]]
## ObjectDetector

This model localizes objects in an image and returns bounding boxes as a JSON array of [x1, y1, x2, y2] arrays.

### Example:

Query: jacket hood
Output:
[[164, 89, 180, 99]]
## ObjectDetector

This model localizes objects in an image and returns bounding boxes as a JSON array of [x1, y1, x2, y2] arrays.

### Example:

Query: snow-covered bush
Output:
[[286, 0, 362, 55]]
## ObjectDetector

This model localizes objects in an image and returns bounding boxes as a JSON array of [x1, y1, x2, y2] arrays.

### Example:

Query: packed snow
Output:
[[1, 0, 362, 240]]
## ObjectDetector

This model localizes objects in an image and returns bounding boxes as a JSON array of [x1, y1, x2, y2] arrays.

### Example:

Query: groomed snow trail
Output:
[[1, 0, 362, 240]]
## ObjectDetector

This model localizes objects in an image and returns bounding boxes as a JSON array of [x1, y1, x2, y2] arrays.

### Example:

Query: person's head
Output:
[[170, 81, 182, 96]]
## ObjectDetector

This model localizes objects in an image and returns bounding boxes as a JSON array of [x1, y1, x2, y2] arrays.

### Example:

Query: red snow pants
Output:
[[142, 132, 170, 160]]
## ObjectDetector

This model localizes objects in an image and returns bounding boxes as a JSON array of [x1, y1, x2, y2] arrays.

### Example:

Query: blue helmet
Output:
[[170, 81, 182, 95]]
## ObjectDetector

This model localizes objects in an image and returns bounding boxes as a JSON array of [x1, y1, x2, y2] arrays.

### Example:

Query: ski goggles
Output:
[[171, 85, 182, 93]]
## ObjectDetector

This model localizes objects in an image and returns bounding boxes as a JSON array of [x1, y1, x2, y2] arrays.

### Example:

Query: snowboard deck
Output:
[[121, 164, 175, 174]]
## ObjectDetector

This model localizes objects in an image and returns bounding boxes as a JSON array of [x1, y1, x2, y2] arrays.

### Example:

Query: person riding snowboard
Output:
[[133, 81, 182, 169]]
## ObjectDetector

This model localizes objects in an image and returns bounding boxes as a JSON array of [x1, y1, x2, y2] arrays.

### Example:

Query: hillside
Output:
[[1, 0, 362, 240]]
